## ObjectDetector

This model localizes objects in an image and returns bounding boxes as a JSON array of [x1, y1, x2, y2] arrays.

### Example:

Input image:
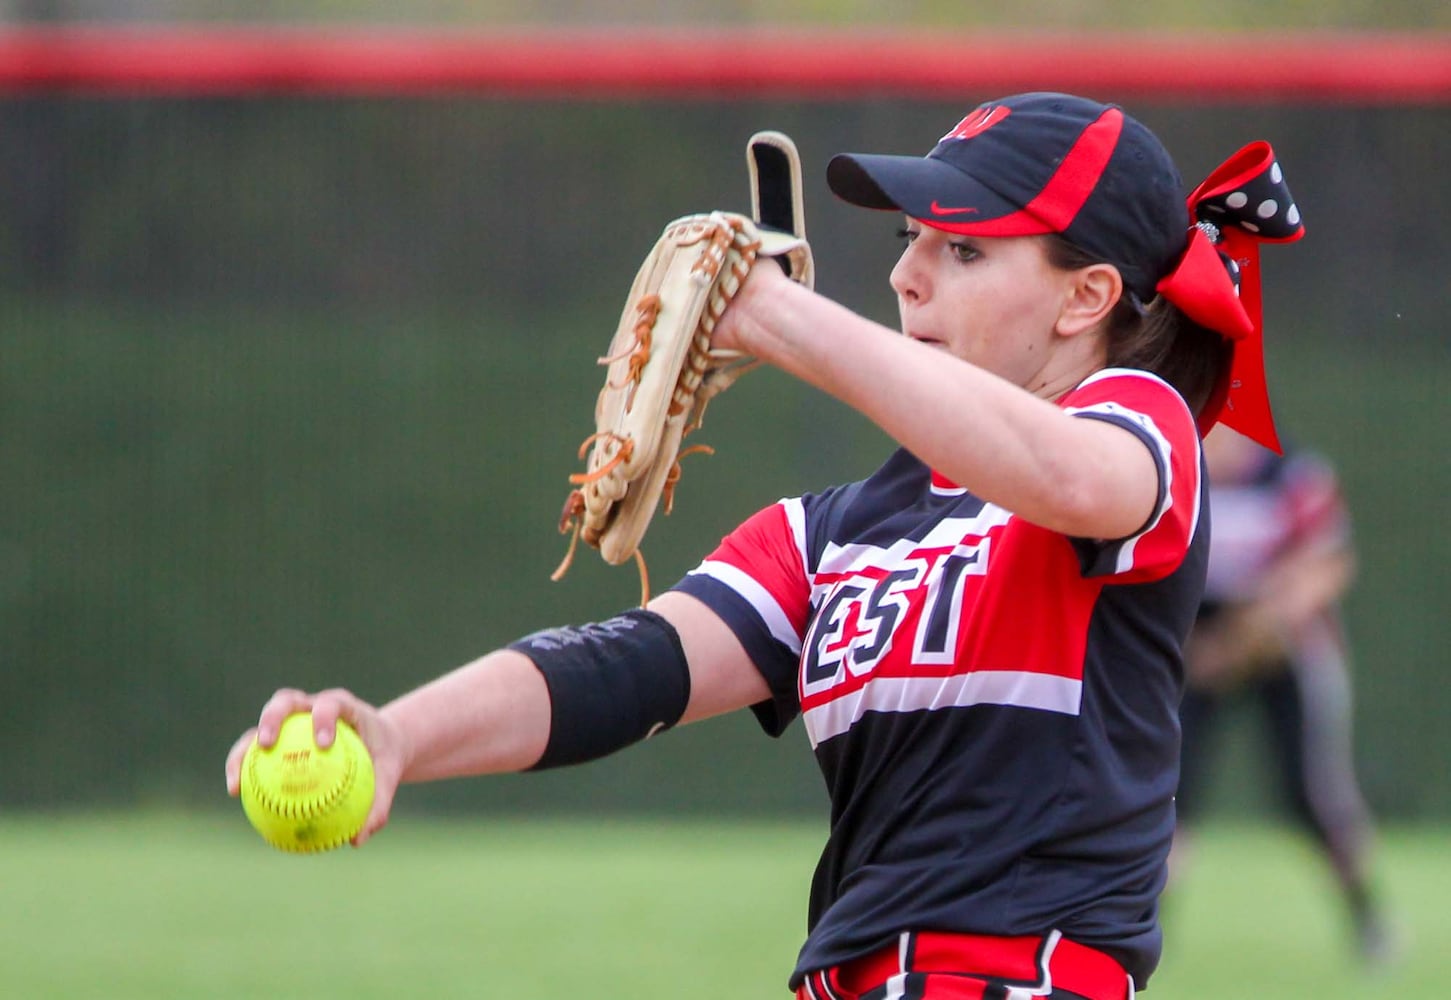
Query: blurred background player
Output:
[[1172, 424, 1397, 965]]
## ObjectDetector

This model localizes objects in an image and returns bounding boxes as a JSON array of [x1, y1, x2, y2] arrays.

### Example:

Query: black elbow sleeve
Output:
[[508, 608, 692, 770]]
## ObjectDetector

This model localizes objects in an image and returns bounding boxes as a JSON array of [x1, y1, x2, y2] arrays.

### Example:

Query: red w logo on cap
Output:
[[941, 106, 1011, 142]]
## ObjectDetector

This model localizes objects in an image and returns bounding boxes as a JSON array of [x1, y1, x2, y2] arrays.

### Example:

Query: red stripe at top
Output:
[[0, 27, 1447, 102]]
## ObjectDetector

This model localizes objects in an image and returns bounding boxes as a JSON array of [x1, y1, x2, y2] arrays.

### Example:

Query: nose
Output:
[[890, 239, 925, 303]]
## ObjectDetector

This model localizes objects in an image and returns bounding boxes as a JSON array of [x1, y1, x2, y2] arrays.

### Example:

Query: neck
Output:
[[1027, 337, 1109, 402]]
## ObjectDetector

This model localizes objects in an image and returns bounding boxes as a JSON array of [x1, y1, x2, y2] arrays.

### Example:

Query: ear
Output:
[[1055, 263, 1124, 338]]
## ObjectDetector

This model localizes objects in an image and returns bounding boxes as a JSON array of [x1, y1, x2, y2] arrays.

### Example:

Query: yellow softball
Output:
[[239, 713, 376, 853]]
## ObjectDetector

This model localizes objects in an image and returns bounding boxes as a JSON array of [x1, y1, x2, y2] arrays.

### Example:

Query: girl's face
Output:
[[889, 222, 1087, 392]]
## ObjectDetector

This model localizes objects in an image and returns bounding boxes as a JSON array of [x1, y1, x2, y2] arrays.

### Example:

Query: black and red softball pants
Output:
[[796, 930, 1134, 1000]]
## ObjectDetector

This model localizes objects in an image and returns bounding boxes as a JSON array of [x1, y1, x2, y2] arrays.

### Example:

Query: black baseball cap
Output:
[[826, 92, 1187, 301]]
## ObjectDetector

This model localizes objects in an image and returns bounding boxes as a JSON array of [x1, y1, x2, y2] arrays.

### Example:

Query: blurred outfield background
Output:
[[0, 5, 1447, 997], [1, 815, 1448, 999]]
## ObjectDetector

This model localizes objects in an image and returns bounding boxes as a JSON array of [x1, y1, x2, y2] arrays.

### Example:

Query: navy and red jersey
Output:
[[669, 368, 1208, 991]]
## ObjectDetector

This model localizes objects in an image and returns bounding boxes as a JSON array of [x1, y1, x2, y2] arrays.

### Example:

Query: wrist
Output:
[[378, 697, 423, 783], [718, 260, 788, 356]]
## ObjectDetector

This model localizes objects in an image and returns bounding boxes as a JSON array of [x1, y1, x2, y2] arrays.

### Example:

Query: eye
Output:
[[948, 240, 980, 263], [895, 227, 919, 245]]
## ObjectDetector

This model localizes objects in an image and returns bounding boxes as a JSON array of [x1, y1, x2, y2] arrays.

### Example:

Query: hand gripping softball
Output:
[[239, 714, 376, 853], [551, 131, 814, 603]]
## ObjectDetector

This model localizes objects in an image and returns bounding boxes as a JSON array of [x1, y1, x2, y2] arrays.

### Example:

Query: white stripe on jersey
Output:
[[689, 558, 804, 656], [782, 495, 809, 570], [814, 505, 1014, 580], [804, 669, 1083, 748]]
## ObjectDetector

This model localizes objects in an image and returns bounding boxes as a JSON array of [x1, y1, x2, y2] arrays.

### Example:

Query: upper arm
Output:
[[655, 499, 814, 732], [650, 590, 773, 724], [1047, 414, 1165, 540], [1062, 371, 1205, 580]]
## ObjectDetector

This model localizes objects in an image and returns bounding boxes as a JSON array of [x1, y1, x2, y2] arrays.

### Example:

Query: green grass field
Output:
[[0, 812, 1444, 998]]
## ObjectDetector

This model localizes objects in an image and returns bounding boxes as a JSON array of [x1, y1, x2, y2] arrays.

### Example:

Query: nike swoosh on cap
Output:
[[929, 201, 980, 215]]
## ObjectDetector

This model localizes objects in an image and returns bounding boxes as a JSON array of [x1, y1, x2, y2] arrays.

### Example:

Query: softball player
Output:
[[1173, 425, 1396, 964], [227, 93, 1304, 998]]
